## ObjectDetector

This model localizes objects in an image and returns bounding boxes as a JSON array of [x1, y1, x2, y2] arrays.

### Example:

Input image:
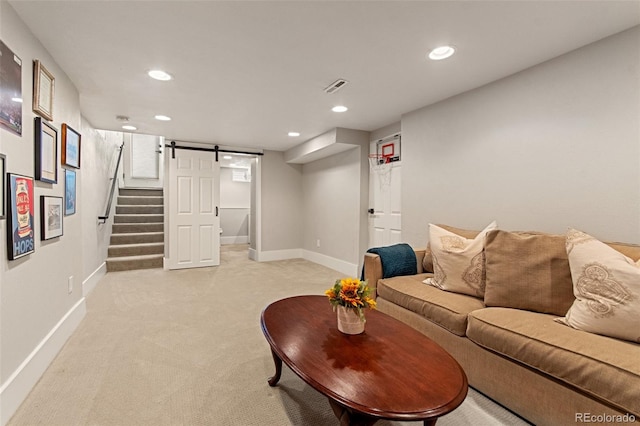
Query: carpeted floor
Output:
[[8, 245, 530, 426]]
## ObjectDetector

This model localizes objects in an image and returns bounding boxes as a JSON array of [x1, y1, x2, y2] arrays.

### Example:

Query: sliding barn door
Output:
[[168, 148, 220, 269]]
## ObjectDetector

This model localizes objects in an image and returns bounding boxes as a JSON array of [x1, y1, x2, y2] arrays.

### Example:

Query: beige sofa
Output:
[[363, 227, 639, 426]]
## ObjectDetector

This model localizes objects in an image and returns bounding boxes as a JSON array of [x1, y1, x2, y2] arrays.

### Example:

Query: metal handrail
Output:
[[98, 142, 124, 223]]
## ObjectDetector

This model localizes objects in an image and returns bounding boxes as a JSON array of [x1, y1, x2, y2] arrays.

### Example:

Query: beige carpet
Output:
[[8, 245, 529, 426]]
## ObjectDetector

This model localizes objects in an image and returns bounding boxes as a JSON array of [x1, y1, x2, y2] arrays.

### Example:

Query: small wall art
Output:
[[33, 59, 54, 121], [61, 123, 81, 168], [0, 40, 22, 135], [41, 195, 63, 240], [7, 173, 35, 260], [35, 117, 57, 183], [65, 169, 76, 216], [0, 153, 5, 219]]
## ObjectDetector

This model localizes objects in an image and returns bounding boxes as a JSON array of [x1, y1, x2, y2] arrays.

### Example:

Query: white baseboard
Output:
[[221, 235, 249, 245], [251, 248, 358, 276], [82, 262, 106, 296], [0, 298, 86, 426], [248, 248, 257, 261], [302, 250, 359, 276], [255, 248, 303, 262]]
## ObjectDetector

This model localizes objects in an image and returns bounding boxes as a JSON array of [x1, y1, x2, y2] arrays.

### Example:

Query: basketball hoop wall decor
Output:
[[370, 135, 400, 189]]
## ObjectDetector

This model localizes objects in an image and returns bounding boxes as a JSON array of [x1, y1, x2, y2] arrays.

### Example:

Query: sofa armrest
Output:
[[364, 249, 426, 298]]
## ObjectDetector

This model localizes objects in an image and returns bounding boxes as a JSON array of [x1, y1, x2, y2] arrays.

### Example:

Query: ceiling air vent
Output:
[[323, 79, 349, 94]]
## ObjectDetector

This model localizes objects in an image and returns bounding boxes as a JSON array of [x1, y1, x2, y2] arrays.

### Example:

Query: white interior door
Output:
[[123, 133, 163, 188], [368, 159, 402, 248], [168, 148, 220, 269]]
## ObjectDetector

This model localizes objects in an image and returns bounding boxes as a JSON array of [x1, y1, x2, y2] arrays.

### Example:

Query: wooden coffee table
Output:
[[261, 295, 468, 426]]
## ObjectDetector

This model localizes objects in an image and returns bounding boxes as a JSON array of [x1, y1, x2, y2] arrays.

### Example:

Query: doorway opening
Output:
[[219, 154, 254, 248]]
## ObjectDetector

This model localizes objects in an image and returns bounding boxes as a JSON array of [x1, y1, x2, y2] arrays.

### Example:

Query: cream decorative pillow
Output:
[[424, 221, 497, 297], [555, 229, 640, 343]]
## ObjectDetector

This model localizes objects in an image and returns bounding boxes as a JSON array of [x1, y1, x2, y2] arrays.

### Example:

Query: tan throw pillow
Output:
[[422, 224, 480, 272], [555, 229, 640, 343], [484, 230, 575, 316], [424, 221, 497, 297]]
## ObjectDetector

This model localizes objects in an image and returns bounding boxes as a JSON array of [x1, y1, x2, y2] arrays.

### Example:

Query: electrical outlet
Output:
[[316, 239, 320, 248], [68, 276, 74, 294]]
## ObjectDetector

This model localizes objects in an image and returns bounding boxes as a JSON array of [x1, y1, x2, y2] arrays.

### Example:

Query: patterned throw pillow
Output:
[[423, 221, 497, 298], [555, 229, 640, 343]]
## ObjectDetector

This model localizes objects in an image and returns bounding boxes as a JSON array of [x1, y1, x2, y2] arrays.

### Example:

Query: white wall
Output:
[[302, 147, 365, 273], [0, 2, 116, 422], [260, 150, 303, 252], [402, 26, 640, 248], [220, 166, 250, 244], [81, 127, 122, 292]]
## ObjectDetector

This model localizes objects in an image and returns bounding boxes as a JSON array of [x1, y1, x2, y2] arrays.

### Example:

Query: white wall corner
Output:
[[302, 250, 359, 277], [82, 262, 107, 296], [0, 298, 86, 426]]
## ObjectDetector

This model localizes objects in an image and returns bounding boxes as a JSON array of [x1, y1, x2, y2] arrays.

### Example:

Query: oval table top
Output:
[[261, 295, 468, 422]]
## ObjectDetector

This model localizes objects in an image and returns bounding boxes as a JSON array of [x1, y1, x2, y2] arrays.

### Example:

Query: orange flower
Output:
[[325, 277, 376, 321]]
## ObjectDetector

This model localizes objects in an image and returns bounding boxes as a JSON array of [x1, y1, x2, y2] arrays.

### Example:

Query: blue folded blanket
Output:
[[362, 243, 417, 280]]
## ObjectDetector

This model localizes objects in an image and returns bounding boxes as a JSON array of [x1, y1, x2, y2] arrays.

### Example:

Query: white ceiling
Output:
[[9, 1, 640, 152]]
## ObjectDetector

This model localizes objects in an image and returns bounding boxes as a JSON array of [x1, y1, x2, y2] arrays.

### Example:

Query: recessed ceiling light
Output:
[[332, 106, 348, 113], [428, 45, 456, 61], [288, 131, 300, 137], [154, 115, 171, 121], [122, 125, 137, 131], [11, 97, 22, 103], [148, 70, 172, 81]]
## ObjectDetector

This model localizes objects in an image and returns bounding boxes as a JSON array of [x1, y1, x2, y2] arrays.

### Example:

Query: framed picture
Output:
[[35, 117, 57, 183], [7, 173, 35, 260], [61, 123, 81, 168], [40, 196, 63, 240], [65, 169, 76, 216], [0, 153, 5, 219], [0, 40, 22, 136], [32, 59, 54, 121]]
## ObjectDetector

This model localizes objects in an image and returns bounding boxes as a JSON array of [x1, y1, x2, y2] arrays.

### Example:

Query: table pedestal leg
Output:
[[328, 398, 378, 426], [267, 349, 282, 387]]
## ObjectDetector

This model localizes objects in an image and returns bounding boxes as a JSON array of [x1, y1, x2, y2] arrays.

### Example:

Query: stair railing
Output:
[[99, 142, 125, 223]]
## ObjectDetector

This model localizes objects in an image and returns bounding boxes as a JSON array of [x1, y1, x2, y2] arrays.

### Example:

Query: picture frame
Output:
[[32, 59, 54, 121], [7, 173, 35, 260], [65, 169, 76, 216], [34, 117, 57, 183], [61, 123, 81, 168], [0, 154, 5, 219], [40, 196, 63, 240], [0, 40, 23, 136]]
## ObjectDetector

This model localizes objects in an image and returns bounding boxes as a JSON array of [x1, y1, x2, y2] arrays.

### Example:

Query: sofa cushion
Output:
[[555, 229, 640, 343], [377, 273, 485, 336], [424, 221, 497, 297], [483, 230, 575, 316], [422, 224, 481, 273], [467, 307, 640, 415]]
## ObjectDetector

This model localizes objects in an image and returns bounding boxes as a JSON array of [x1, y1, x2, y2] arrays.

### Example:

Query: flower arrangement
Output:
[[325, 277, 376, 321]]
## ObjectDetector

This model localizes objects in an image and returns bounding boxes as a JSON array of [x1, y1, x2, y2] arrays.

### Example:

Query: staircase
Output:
[[106, 188, 164, 272]]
